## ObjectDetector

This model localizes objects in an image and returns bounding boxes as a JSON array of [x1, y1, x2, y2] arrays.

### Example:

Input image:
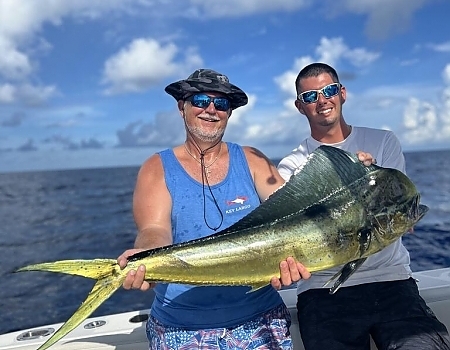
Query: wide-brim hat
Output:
[[165, 69, 248, 110]]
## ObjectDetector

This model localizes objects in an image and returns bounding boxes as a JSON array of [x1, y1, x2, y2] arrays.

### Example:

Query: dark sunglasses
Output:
[[298, 83, 341, 104], [187, 94, 230, 111]]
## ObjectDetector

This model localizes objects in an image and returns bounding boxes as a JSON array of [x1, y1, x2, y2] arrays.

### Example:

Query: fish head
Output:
[[363, 168, 429, 246]]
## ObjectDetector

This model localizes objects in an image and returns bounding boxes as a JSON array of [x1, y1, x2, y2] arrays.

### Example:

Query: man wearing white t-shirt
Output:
[[277, 62, 450, 350]]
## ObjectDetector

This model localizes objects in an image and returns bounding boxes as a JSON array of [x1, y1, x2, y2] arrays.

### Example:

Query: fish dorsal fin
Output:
[[222, 145, 377, 233]]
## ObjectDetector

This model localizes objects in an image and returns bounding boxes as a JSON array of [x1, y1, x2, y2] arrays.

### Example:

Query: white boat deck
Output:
[[1, 268, 450, 350]]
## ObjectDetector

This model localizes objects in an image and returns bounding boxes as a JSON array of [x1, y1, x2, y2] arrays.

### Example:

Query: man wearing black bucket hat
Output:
[[164, 68, 249, 110], [117, 69, 311, 349]]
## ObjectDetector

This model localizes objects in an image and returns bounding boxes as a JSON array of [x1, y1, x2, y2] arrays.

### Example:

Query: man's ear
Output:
[[340, 85, 346, 105], [294, 99, 306, 115], [177, 100, 185, 117]]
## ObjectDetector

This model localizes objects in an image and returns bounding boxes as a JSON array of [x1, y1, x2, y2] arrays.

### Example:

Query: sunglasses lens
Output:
[[212, 98, 230, 111], [299, 83, 340, 104], [322, 83, 340, 98], [301, 91, 318, 104], [190, 94, 211, 108], [190, 94, 230, 111]]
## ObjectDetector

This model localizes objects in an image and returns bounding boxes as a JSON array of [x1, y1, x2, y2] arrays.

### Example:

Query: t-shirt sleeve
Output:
[[381, 131, 406, 174]]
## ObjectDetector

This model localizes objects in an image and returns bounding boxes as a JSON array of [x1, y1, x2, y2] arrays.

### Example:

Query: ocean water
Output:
[[0, 150, 449, 335]]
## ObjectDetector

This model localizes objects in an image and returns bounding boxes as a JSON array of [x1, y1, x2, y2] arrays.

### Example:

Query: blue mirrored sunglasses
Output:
[[298, 83, 341, 104], [187, 94, 230, 111]]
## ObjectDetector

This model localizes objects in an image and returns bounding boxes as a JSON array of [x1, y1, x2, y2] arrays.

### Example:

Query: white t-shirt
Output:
[[277, 126, 412, 294]]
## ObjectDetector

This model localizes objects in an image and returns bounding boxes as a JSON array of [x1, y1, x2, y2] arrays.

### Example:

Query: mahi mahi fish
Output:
[[16, 145, 428, 350]]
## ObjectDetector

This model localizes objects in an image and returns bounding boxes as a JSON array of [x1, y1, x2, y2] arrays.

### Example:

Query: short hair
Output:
[[295, 63, 340, 95]]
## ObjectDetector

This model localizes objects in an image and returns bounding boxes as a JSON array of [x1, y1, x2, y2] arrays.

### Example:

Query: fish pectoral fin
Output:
[[323, 258, 367, 295], [246, 282, 270, 293]]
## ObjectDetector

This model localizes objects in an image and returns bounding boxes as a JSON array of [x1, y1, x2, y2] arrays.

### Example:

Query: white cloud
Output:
[[314, 38, 348, 67], [102, 38, 203, 94], [224, 92, 308, 152], [0, 37, 33, 80], [102, 39, 179, 94], [428, 41, 450, 53], [343, 0, 431, 40], [116, 111, 185, 148], [315, 37, 380, 67], [440, 75, 450, 139], [0, 0, 149, 103], [0, 0, 138, 40], [399, 59, 419, 67], [228, 94, 257, 125], [0, 83, 16, 103], [442, 87, 450, 125], [443, 64, 450, 86], [19, 84, 58, 105], [0, 82, 57, 105], [401, 65, 450, 145], [345, 47, 380, 67], [188, 0, 309, 17], [402, 98, 437, 143], [274, 56, 312, 97]]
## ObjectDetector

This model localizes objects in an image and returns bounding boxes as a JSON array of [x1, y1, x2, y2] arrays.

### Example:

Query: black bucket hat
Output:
[[165, 69, 248, 110]]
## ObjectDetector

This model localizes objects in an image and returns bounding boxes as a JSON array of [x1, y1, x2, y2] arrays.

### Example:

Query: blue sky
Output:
[[1, 0, 450, 173]]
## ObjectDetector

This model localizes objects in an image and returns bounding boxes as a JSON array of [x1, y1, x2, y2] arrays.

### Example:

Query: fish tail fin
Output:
[[36, 274, 123, 350], [16, 258, 118, 279], [16, 259, 125, 350]]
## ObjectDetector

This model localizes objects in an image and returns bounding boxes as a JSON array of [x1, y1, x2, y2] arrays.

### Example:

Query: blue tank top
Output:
[[150, 142, 283, 329]]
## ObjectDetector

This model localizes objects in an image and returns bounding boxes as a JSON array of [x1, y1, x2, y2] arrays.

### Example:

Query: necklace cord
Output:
[[184, 125, 224, 231], [199, 152, 224, 231], [184, 143, 221, 169]]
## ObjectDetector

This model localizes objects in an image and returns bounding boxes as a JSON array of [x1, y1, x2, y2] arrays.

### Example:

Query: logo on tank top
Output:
[[225, 196, 251, 214]]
